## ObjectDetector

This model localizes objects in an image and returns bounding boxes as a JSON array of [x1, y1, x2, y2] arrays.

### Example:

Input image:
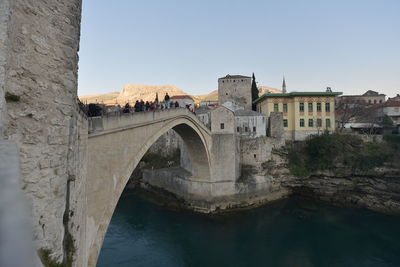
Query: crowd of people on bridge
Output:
[[82, 93, 196, 117], [122, 93, 182, 113]]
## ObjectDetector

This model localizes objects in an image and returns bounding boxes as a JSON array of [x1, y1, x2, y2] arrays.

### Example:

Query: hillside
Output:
[[79, 85, 187, 105], [79, 85, 282, 105]]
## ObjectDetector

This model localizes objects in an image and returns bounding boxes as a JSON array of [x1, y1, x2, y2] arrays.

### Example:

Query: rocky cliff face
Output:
[[238, 142, 400, 216], [283, 168, 400, 215], [116, 84, 186, 104]]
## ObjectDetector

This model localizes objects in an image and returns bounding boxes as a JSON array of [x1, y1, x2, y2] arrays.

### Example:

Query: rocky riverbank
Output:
[[282, 168, 400, 216]]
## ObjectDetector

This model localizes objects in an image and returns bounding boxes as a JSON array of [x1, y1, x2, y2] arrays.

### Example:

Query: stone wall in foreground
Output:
[[2, 1, 87, 265], [0, 0, 13, 137]]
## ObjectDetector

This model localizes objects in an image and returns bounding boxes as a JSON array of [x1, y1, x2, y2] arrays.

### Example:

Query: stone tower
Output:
[[282, 76, 287, 93], [218, 74, 252, 110]]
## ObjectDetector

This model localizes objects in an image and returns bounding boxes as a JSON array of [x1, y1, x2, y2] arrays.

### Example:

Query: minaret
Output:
[[282, 76, 287, 93]]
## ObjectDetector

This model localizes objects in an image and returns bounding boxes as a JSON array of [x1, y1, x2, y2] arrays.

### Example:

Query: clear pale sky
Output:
[[78, 0, 400, 97]]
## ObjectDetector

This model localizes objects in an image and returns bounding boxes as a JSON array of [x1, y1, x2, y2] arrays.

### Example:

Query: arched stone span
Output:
[[85, 109, 212, 266]]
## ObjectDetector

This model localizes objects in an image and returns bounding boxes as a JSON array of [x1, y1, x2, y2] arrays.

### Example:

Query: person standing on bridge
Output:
[[134, 100, 140, 112], [140, 99, 145, 112], [164, 93, 170, 109]]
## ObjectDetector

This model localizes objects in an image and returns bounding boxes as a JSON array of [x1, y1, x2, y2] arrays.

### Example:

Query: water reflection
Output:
[[98, 190, 400, 267]]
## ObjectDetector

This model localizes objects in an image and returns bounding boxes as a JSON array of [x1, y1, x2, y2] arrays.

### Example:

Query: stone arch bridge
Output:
[[85, 108, 239, 266]]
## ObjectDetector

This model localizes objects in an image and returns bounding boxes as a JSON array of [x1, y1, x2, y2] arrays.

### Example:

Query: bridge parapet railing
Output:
[[88, 108, 201, 134]]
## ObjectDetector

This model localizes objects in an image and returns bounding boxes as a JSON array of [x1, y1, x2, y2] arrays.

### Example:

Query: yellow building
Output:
[[254, 92, 342, 140]]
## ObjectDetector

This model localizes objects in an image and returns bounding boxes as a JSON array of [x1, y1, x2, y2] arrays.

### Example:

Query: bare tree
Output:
[[335, 101, 368, 132]]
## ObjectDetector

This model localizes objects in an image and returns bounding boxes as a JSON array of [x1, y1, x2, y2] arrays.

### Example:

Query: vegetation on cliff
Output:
[[287, 133, 400, 177], [141, 149, 181, 169]]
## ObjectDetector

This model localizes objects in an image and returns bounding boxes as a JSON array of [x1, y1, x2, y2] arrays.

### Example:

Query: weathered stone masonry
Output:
[[1, 1, 87, 265], [0, 0, 13, 137]]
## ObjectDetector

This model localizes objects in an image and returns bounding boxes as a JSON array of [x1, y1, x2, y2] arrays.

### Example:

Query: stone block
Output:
[[48, 135, 67, 145]]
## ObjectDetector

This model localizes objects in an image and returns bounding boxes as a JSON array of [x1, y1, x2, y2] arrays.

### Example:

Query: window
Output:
[[308, 119, 313, 127], [226, 93, 228, 95], [245, 127, 248, 132], [254, 154, 257, 159], [308, 103, 313, 112], [299, 103, 304, 112], [220, 123, 224, 129], [283, 119, 288, 127], [237, 127, 240, 132], [274, 103, 279, 112], [374, 100, 377, 104], [325, 103, 330, 112], [326, 119, 331, 128], [300, 119, 305, 127], [317, 118, 322, 127], [253, 126, 256, 132], [283, 104, 288, 113], [317, 103, 322, 112], [379, 100, 383, 103]]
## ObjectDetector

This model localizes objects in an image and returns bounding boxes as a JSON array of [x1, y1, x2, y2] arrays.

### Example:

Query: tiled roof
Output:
[[371, 101, 400, 108], [219, 74, 251, 80], [234, 109, 263, 116], [253, 91, 343, 104]]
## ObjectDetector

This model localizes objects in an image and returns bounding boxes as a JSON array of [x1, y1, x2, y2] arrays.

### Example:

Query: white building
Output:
[[207, 101, 267, 138], [170, 95, 194, 108], [234, 109, 267, 138]]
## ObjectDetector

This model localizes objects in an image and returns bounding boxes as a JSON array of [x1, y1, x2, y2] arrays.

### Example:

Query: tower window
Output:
[[220, 123, 225, 129], [245, 127, 248, 132], [254, 154, 257, 159], [226, 93, 228, 95], [253, 126, 256, 132], [237, 127, 240, 132]]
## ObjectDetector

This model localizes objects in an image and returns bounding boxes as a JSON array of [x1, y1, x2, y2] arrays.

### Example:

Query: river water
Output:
[[97, 190, 400, 267]]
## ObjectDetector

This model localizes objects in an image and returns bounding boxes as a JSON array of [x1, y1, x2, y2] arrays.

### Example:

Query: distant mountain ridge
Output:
[[79, 84, 282, 105]]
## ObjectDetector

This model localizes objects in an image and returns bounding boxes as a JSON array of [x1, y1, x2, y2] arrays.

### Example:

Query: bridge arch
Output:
[[86, 110, 212, 266]]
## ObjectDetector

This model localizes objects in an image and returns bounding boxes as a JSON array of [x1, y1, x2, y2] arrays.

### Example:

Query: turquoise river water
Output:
[[97, 190, 400, 267]]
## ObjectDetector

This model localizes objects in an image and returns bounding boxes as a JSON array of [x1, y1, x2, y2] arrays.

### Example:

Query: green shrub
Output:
[[141, 149, 180, 169], [287, 133, 397, 177]]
